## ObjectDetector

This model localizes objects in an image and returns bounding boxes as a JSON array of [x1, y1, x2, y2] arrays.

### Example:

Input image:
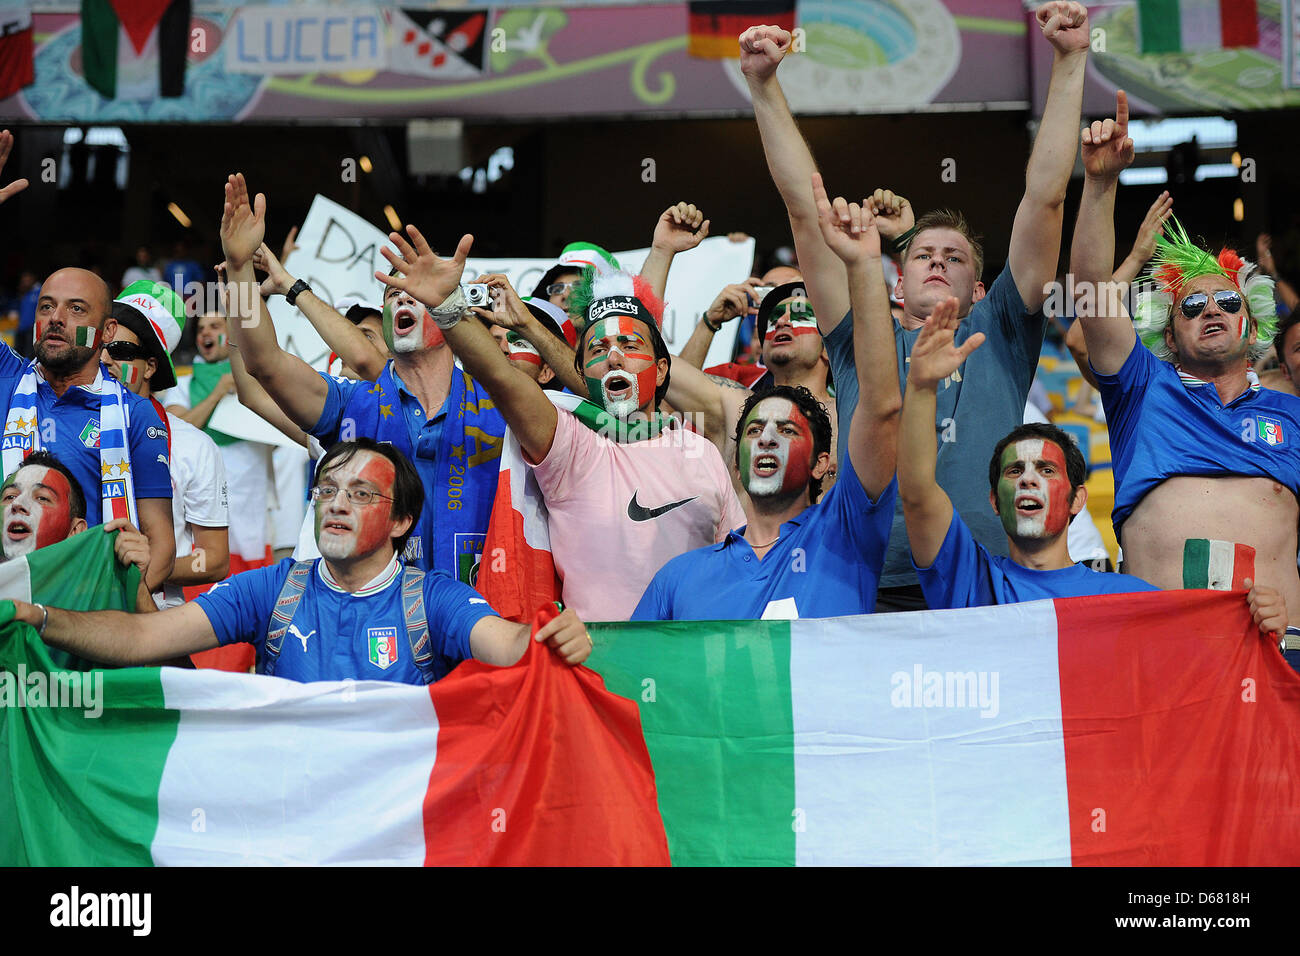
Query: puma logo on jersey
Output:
[[288, 624, 316, 651]]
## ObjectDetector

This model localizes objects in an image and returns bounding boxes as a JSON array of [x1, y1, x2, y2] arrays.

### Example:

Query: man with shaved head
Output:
[[0, 265, 174, 590]]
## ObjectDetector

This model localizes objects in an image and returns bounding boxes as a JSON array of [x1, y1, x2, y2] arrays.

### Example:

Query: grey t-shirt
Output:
[[825, 263, 1046, 588]]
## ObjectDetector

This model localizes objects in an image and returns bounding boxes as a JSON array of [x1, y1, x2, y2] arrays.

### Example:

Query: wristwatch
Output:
[[285, 279, 311, 306]]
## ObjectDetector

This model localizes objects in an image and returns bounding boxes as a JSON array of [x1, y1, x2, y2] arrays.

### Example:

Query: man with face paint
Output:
[[478, 295, 573, 392], [218, 175, 505, 586], [0, 450, 88, 559], [901, 297, 1165, 608], [632, 179, 901, 621], [5, 439, 594, 681], [0, 265, 175, 591], [105, 291, 231, 610], [1072, 95, 1300, 661], [374, 224, 745, 621]]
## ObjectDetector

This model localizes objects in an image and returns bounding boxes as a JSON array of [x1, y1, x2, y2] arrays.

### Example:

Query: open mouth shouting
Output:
[[4, 516, 32, 547]]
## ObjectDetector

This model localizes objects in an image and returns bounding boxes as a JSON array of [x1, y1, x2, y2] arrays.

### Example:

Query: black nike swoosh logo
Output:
[[627, 490, 699, 521]]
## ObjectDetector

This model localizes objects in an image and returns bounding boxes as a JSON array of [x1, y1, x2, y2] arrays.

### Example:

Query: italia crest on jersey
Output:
[[1257, 416, 1285, 447], [367, 627, 399, 670]]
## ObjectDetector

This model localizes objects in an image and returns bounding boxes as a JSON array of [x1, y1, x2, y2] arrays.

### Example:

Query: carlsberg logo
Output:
[[588, 297, 638, 322]]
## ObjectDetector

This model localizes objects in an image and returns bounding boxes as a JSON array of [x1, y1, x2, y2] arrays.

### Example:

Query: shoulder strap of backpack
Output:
[[263, 560, 314, 675], [401, 566, 435, 685]]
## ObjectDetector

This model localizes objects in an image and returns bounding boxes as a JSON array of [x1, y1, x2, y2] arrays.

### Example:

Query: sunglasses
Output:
[[104, 341, 147, 361], [546, 282, 577, 296], [1179, 290, 1243, 319]]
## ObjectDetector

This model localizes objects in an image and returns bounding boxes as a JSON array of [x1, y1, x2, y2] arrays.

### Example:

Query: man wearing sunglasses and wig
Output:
[[1073, 92, 1299, 654]]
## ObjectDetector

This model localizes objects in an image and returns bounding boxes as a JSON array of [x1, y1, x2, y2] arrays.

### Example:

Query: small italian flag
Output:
[[4, 589, 1298, 865], [1137, 0, 1259, 55], [80, 0, 191, 100]]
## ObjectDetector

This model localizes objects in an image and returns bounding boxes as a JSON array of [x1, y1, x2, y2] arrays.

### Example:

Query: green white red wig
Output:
[[1132, 216, 1277, 364]]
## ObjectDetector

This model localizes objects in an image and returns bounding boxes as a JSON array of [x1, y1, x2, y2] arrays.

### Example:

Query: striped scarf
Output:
[[1, 362, 138, 525]]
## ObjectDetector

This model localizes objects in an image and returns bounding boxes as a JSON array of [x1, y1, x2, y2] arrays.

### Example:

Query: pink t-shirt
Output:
[[529, 408, 747, 621]]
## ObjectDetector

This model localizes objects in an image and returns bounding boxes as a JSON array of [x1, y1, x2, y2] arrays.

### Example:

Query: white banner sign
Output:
[[226, 6, 387, 75]]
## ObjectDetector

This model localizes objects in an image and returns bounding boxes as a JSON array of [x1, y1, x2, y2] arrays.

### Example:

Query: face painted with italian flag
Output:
[[583, 316, 659, 418], [314, 452, 399, 561], [505, 331, 542, 367], [0, 465, 76, 559], [763, 298, 818, 344], [383, 289, 444, 354], [739, 397, 815, 498], [995, 439, 1073, 540]]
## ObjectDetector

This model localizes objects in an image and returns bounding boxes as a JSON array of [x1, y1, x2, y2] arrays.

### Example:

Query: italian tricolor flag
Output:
[[1138, 0, 1259, 54], [3, 589, 1298, 865]]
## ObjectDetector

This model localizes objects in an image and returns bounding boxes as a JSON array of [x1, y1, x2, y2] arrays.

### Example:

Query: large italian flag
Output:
[[1137, 0, 1259, 54], [3, 589, 1297, 865]]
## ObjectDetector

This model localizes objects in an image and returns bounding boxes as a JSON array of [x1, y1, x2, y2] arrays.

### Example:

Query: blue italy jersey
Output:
[[310, 364, 504, 582], [828, 264, 1046, 589], [195, 556, 497, 684], [0, 349, 171, 524], [1096, 341, 1300, 532], [915, 506, 1158, 609], [631, 458, 896, 621]]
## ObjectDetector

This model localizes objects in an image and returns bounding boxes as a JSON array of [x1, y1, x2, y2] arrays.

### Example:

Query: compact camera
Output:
[[463, 283, 491, 308]]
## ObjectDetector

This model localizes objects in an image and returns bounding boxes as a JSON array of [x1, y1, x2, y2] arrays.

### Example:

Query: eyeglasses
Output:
[[1179, 290, 1243, 319], [104, 341, 147, 361], [309, 485, 393, 506], [546, 282, 577, 296]]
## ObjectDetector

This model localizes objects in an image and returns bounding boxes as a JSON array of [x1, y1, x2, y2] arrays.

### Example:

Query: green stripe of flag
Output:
[[1138, 0, 1185, 54], [589, 619, 795, 866], [81, 0, 120, 99], [1182, 537, 1211, 589], [0, 628, 176, 865]]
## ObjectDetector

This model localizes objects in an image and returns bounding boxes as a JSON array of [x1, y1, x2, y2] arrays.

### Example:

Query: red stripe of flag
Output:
[[1056, 589, 1300, 865], [1218, 0, 1259, 48], [423, 607, 670, 866]]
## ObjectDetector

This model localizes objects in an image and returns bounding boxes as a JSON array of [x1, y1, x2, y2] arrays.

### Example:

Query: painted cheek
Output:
[[996, 480, 1018, 534], [33, 500, 70, 549], [1041, 474, 1073, 536], [354, 457, 398, 553], [633, 365, 658, 406], [381, 302, 398, 352], [781, 432, 813, 493]]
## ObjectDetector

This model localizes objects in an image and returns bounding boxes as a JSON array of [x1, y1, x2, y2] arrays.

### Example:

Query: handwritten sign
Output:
[[226, 6, 387, 75]]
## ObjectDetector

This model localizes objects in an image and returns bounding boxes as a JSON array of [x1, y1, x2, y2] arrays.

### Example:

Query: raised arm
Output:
[[253, 242, 387, 382], [676, 279, 761, 370], [813, 174, 900, 498], [740, 25, 848, 332], [637, 202, 710, 300], [898, 298, 986, 566], [377, 227, 558, 462], [8, 597, 218, 666], [227, 345, 311, 447], [219, 174, 330, 433], [171, 370, 232, 430], [1007, 1, 1090, 311], [1070, 91, 1137, 376]]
